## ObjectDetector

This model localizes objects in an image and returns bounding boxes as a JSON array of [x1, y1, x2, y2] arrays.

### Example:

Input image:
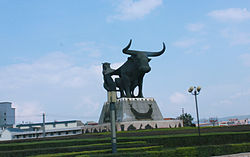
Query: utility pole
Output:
[[182, 108, 184, 116], [108, 91, 117, 153], [43, 113, 45, 138]]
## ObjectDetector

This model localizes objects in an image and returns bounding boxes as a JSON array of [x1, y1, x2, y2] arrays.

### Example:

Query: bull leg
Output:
[[130, 85, 137, 98], [115, 78, 125, 98], [120, 89, 125, 97], [138, 78, 144, 98], [124, 85, 131, 97], [122, 77, 131, 98]]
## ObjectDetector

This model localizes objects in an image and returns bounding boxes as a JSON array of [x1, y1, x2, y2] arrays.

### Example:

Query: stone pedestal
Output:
[[98, 98, 163, 124], [83, 119, 183, 133], [91, 97, 183, 133]]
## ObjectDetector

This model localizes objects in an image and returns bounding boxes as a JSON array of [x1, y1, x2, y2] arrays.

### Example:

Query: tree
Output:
[[177, 113, 195, 127]]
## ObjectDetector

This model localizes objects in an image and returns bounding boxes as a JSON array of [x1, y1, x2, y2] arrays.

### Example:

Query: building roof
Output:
[[6, 128, 24, 132], [0, 102, 12, 104], [16, 120, 82, 127]]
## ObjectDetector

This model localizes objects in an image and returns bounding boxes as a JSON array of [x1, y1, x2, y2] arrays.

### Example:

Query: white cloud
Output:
[[74, 42, 102, 58], [186, 23, 204, 32], [169, 92, 188, 104], [0, 52, 104, 123], [221, 29, 250, 45], [13, 102, 44, 123], [230, 90, 250, 99], [108, 0, 163, 21], [240, 53, 250, 67], [0, 52, 102, 89], [173, 38, 198, 48], [208, 8, 250, 22], [172, 38, 209, 54], [219, 100, 232, 105]]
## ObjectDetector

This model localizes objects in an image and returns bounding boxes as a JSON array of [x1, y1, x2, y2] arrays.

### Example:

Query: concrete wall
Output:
[[0, 130, 12, 141], [45, 122, 77, 130], [11, 127, 83, 140]]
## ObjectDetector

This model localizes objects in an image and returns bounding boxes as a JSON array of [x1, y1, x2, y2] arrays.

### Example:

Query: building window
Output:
[[53, 123, 56, 128], [4, 112, 6, 115], [65, 131, 68, 134], [50, 133, 54, 136], [4, 118, 6, 121], [58, 132, 61, 135], [65, 123, 68, 127], [73, 130, 76, 134]]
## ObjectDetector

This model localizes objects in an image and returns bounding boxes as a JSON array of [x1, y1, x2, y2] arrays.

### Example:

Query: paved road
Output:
[[213, 152, 250, 157]]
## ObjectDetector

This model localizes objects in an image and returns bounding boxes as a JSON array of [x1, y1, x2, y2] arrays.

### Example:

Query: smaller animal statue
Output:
[[102, 62, 116, 91]]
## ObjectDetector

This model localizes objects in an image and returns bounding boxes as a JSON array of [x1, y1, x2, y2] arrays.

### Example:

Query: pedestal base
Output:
[[98, 97, 164, 124], [83, 120, 183, 133]]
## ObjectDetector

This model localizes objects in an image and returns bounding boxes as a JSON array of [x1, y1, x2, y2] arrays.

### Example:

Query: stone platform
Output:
[[99, 97, 164, 124], [89, 97, 183, 133], [83, 120, 183, 133]]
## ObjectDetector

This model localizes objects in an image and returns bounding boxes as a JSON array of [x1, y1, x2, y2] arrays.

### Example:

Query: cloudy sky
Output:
[[1, 0, 250, 123]]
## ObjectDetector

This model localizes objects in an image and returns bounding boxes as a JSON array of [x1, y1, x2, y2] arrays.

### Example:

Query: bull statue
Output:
[[103, 40, 166, 98]]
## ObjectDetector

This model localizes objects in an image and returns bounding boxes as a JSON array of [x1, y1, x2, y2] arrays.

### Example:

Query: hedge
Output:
[[0, 138, 111, 151], [1, 132, 250, 157], [28, 146, 162, 157], [89, 142, 250, 157], [0, 141, 147, 157], [123, 131, 250, 148]]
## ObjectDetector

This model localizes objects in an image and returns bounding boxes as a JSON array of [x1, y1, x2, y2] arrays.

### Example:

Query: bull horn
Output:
[[122, 39, 133, 55], [123, 40, 166, 57], [144, 42, 166, 57]]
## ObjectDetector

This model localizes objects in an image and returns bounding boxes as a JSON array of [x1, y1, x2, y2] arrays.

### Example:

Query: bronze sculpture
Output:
[[102, 40, 166, 98]]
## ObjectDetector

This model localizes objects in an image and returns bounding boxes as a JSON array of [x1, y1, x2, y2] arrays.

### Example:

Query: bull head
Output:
[[122, 39, 166, 57]]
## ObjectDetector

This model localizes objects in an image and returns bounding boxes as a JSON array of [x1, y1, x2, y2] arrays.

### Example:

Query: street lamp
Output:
[[108, 91, 117, 153], [188, 86, 201, 136]]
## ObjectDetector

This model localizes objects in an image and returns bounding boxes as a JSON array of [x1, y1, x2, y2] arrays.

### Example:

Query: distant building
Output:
[[0, 120, 84, 141], [197, 123, 213, 127], [16, 120, 84, 131], [0, 102, 15, 129], [218, 118, 249, 126], [163, 118, 176, 120], [85, 121, 98, 126]]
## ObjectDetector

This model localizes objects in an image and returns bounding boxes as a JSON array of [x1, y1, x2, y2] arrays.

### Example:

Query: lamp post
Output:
[[108, 91, 117, 153], [188, 86, 201, 136]]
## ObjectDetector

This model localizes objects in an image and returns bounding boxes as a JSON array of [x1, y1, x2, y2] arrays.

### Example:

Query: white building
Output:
[[16, 120, 84, 131], [0, 120, 84, 141], [0, 102, 15, 129]]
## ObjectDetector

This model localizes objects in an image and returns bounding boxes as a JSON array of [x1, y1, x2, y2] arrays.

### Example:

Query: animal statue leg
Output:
[[138, 78, 144, 98], [122, 76, 131, 97], [125, 87, 131, 97], [115, 78, 125, 98]]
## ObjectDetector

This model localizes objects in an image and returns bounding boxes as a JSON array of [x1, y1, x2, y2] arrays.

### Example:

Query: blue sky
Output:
[[0, 0, 250, 123]]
